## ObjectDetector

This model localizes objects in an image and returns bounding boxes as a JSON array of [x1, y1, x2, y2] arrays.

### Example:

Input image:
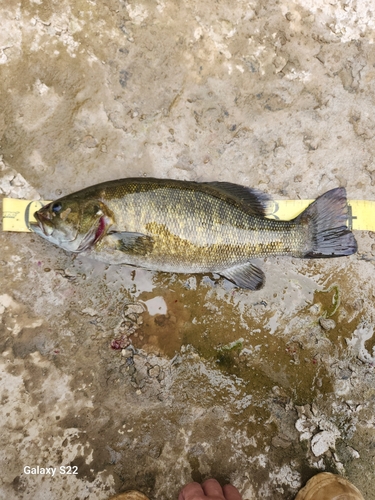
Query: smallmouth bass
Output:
[[31, 178, 357, 290]]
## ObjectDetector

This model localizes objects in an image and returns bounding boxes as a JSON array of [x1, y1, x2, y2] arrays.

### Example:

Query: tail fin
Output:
[[296, 187, 357, 258]]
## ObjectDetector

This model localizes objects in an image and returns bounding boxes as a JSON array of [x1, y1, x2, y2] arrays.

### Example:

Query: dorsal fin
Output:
[[202, 181, 274, 216]]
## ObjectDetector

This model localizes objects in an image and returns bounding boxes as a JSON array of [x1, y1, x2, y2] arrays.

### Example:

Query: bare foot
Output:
[[178, 479, 242, 500]]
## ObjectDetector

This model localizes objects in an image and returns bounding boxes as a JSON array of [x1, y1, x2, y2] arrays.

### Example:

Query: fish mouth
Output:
[[32, 210, 78, 244], [29, 220, 41, 232], [32, 211, 53, 236]]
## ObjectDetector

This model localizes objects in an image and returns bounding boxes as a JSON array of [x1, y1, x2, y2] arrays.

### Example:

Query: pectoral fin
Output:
[[220, 262, 265, 290], [107, 231, 154, 255]]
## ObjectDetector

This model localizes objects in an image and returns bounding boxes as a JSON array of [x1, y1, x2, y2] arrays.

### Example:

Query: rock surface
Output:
[[1, 1, 375, 499]]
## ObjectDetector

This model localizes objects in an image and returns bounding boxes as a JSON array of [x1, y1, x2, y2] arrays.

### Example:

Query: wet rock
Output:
[[295, 415, 316, 441], [106, 445, 122, 464], [124, 303, 145, 315], [319, 318, 336, 331], [338, 367, 352, 380], [0, 160, 40, 199], [271, 434, 292, 449], [148, 365, 160, 378], [346, 446, 360, 459], [295, 404, 314, 419], [82, 307, 98, 316], [122, 348, 134, 358], [126, 365, 136, 376], [311, 430, 340, 457], [112, 491, 149, 500], [56, 268, 83, 281], [149, 445, 162, 459], [82, 135, 98, 148], [2, 0, 375, 497], [127, 313, 139, 323]]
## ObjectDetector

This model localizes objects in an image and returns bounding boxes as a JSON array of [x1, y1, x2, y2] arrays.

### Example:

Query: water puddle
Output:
[[127, 269, 335, 402], [58, 256, 365, 404]]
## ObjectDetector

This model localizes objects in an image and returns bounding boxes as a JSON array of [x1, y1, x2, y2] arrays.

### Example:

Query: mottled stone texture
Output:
[[1, 1, 375, 499]]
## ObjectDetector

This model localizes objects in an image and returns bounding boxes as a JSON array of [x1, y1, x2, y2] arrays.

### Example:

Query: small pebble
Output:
[[82, 307, 98, 316], [148, 365, 160, 378], [126, 313, 138, 323], [124, 303, 145, 316], [319, 318, 336, 331], [121, 349, 133, 358], [346, 446, 360, 459]]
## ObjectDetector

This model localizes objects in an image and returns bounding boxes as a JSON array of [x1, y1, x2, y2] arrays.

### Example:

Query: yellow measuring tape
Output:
[[3, 199, 51, 232], [266, 199, 374, 231], [1, 198, 374, 232]]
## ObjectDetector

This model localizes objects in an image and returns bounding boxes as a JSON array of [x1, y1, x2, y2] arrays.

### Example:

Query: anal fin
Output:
[[220, 262, 265, 290]]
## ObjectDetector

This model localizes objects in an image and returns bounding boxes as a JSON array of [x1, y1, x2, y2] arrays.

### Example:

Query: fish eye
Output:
[[51, 202, 62, 213]]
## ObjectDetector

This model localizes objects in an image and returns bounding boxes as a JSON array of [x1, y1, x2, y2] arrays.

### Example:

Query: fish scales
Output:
[[31, 178, 357, 290]]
